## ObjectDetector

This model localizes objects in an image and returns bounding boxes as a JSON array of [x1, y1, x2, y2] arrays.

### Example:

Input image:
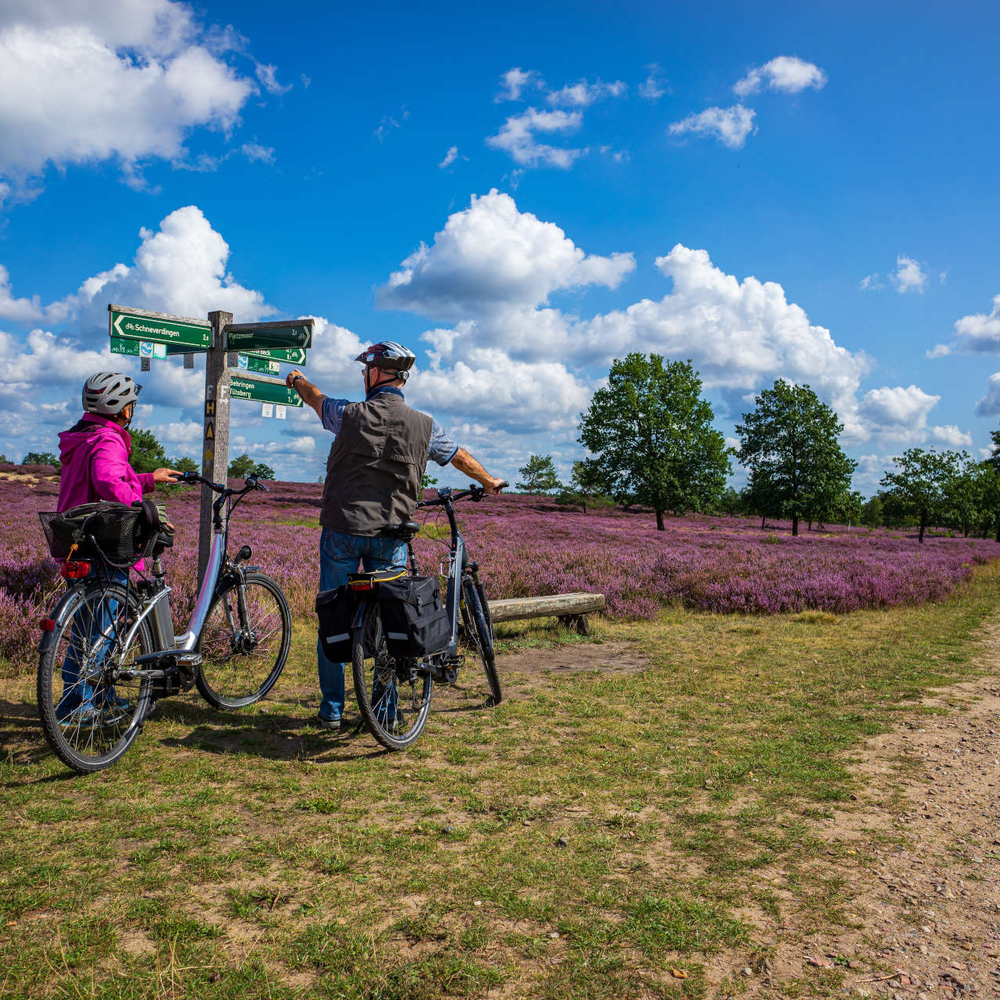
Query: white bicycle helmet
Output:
[[82, 372, 142, 416], [354, 341, 416, 371]]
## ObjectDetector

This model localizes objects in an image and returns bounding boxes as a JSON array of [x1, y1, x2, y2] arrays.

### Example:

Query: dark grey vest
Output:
[[320, 392, 433, 536]]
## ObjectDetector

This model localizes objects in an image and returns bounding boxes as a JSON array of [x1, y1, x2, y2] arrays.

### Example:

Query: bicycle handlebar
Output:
[[178, 471, 268, 494], [416, 481, 508, 508]]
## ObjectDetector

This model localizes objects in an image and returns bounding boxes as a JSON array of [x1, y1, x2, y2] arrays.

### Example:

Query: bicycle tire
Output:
[[460, 574, 502, 706], [352, 599, 432, 750], [195, 572, 291, 709], [37, 583, 155, 773]]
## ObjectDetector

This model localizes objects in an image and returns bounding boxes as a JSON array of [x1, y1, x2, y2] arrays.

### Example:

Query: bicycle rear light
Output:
[[60, 561, 91, 580], [348, 579, 373, 591], [39, 618, 55, 631]]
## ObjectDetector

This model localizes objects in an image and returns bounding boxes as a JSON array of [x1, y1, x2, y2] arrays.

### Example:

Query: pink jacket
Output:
[[57, 414, 155, 513]]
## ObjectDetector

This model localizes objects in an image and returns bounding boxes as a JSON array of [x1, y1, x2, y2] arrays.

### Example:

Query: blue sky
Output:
[[2, 0, 1000, 491]]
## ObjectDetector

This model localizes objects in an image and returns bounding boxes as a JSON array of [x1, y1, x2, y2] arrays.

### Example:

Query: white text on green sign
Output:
[[241, 346, 308, 366], [229, 374, 303, 407], [224, 318, 314, 353], [108, 304, 212, 350]]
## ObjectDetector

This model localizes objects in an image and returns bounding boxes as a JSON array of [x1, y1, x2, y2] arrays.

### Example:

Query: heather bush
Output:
[[2, 471, 998, 677]]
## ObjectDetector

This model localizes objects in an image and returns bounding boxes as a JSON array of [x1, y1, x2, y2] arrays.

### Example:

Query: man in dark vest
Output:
[[286, 342, 505, 729]]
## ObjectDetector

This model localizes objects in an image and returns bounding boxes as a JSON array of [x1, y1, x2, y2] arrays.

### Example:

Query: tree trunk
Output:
[[792, 514, 799, 537], [995, 514, 1000, 543], [760, 514, 766, 530], [807, 520, 812, 532], [918, 514, 926, 544], [655, 509, 665, 531]]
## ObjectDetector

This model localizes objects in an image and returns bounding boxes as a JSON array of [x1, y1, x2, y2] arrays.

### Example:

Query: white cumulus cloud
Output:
[[0, 1, 259, 196], [495, 67, 544, 102], [486, 107, 586, 168], [439, 145, 459, 168], [975, 373, 1000, 416], [933, 294, 1000, 356], [734, 56, 827, 97], [893, 255, 927, 293], [638, 65, 667, 100], [930, 425, 973, 448], [669, 105, 756, 149], [547, 78, 627, 108], [377, 190, 634, 321]]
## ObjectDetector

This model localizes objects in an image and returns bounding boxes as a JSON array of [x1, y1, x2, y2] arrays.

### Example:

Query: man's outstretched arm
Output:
[[285, 369, 325, 418], [450, 448, 505, 495]]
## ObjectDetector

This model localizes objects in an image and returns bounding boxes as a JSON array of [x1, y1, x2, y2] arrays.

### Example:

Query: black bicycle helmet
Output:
[[354, 342, 416, 372]]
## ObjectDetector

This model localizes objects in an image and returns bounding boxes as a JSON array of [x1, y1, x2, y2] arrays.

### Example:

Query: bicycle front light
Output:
[[234, 545, 253, 565]]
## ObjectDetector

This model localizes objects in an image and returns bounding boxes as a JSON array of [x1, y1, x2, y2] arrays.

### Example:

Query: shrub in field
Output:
[[2, 471, 998, 677]]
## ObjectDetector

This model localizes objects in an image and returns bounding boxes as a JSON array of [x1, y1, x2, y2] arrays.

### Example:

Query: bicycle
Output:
[[36, 472, 291, 773], [347, 483, 505, 751]]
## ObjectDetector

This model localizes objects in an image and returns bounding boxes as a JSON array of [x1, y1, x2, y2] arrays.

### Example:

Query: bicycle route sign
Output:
[[108, 304, 213, 351], [229, 373, 303, 407]]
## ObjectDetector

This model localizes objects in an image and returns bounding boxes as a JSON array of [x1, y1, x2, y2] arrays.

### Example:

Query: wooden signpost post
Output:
[[108, 305, 313, 581]]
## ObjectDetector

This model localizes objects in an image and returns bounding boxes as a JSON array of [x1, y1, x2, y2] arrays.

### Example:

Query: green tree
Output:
[[829, 489, 864, 528], [171, 456, 199, 474], [879, 448, 960, 543], [579, 354, 730, 530], [421, 470, 438, 490], [941, 452, 983, 538], [229, 452, 275, 480], [860, 495, 884, 530], [516, 454, 561, 494], [735, 381, 856, 537], [716, 486, 744, 517], [129, 428, 168, 474], [554, 459, 611, 513], [21, 451, 61, 469]]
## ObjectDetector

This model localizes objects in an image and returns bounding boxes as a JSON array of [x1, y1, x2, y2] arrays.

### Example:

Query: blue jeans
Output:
[[58, 564, 129, 719], [317, 528, 407, 721]]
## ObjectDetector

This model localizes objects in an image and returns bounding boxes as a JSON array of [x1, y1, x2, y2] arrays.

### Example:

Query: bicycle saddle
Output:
[[380, 521, 420, 541]]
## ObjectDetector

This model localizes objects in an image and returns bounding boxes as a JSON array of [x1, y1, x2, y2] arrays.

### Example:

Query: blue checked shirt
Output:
[[320, 386, 459, 466]]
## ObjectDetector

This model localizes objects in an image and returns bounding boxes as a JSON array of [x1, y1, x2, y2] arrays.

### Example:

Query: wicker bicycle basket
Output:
[[39, 502, 156, 566]]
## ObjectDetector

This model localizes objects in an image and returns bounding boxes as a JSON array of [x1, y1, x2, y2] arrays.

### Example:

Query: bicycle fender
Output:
[[351, 601, 368, 630], [38, 587, 84, 656]]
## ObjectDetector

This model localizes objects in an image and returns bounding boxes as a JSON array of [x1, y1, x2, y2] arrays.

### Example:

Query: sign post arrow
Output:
[[109, 304, 213, 351]]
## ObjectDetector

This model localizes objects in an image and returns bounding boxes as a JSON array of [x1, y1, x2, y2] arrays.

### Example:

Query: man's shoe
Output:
[[316, 713, 342, 731]]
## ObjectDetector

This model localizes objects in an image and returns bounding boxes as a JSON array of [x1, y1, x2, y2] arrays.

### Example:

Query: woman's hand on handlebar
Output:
[[153, 467, 185, 484]]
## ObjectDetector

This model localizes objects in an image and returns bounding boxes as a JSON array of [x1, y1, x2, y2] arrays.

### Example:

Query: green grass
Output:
[[2, 563, 999, 997]]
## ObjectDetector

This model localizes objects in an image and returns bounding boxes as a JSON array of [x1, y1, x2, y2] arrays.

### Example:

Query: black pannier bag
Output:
[[316, 586, 357, 662], [379, 575, 450, 657], [38, 500, 162, 566]]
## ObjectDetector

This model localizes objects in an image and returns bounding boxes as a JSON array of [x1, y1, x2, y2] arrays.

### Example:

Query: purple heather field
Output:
[[2, 466, 997, 678]]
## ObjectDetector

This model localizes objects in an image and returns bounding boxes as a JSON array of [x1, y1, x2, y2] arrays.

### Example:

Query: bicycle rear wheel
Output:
[[37, 583, 154, 773], [352, 599, 432, 750], [196, 572, 291, 709], [460, 574, 502, 706]]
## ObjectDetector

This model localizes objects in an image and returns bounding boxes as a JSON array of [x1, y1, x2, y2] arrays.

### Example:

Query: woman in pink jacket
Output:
[[55, 372, 181, 723]]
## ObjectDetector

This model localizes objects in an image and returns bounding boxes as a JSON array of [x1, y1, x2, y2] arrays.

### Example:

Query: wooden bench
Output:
[[487, 592, 606, 636]]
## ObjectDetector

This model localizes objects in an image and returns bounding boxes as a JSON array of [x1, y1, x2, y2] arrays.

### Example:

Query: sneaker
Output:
[[57, 705, 101, 729], [316, 712, 342, 731]]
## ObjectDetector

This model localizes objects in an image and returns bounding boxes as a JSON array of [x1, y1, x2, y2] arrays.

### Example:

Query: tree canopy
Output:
[[736, 381, 856, 536], [516, 454, 560, 494], [579, 354, 730, 530], [21, 451, 61, 469], [229, 453, 275, 481], [129, 429, 168, 474], [879, 448, 960, 543]]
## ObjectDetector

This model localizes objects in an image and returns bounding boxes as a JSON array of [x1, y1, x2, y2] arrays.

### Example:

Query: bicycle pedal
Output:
[[134, 651, 202, 670]]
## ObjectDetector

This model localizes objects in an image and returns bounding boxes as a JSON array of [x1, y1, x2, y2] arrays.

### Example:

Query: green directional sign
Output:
[[224, 319, 313, 354], [229, 374, 303, 407], [230, 353, 281, 376], [111, 337, 192, 358], [242, 347, 308, 366], [109, 304, 212, 350]]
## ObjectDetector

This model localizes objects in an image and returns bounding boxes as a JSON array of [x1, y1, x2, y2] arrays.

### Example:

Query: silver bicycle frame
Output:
[[174, 527, 226, 651]]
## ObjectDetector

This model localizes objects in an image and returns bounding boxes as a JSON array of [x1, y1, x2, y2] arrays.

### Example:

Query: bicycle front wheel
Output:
[[352, 599, 432, 750], [37, 583, 154, 773], [460, 575, 502, 706], [196, 572, 291, 709]]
